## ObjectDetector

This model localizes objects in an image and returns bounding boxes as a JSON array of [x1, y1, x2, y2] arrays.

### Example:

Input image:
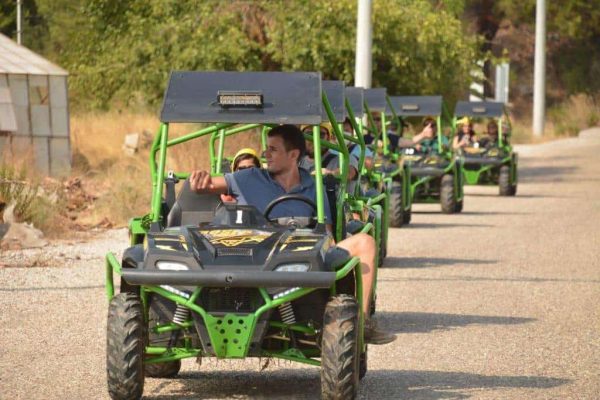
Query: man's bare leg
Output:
[[336, 232, 395, 344], [336, 233, 375, 316]]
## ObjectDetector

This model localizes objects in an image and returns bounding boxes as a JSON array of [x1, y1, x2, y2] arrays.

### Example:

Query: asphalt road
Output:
[[1, 131, 599, 399]]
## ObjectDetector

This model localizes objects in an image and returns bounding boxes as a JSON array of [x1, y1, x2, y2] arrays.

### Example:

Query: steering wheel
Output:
[[263, 194, 317, 223]]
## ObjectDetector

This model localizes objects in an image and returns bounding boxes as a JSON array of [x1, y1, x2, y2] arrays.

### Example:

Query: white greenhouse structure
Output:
[[0, 33, 71, 176]]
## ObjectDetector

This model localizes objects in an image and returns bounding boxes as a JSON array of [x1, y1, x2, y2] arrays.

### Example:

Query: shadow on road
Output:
[[382, 257, 497, 269], [412, 210, 528, 216], [405, 222, 496, 229], [519, 165, 578, 183], [0, 285, 105, 292], [143, 367, 567, 400], [377, 311, 535, 334], [360, 369, 569, 399], [378, 276, 600, 284]]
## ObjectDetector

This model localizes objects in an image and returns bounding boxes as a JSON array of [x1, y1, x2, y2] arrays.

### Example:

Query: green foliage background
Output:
[[1, 0, 598, 111], [1, 0, 478, 110]]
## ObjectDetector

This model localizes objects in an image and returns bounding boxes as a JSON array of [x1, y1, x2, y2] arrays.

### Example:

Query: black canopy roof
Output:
[[345, 87, 364, 118], [387, 96, 443, 116], [454, 101, 505, 118], [160, 71, 322, 124], [322, 80, 346, 123], [363, 88, 387, 112]]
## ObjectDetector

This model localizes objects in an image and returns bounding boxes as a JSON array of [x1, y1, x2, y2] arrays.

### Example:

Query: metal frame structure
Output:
[[453, 101, 518, 194], [387, 95, 465, 212], [105, 72, 375, 382]]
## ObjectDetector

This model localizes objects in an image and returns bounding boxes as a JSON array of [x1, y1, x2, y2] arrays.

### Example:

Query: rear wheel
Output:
[[359, 346, 368, 380], [402, 206, 412, 224], [499, 165, 516, 196], [389, 182, 404, 228], [440, 174, 456, 213], [321, 295, 360, 400], [454, 199, 463, 213], [107, 293, 145, 400]]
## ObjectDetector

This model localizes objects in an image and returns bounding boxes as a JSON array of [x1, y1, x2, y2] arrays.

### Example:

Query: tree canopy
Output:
[[1, 0, 597, 111]]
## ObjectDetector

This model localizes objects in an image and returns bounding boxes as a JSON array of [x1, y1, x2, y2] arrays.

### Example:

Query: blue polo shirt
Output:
[[224, 168, 332, 222], [350, 143, 373, 159]]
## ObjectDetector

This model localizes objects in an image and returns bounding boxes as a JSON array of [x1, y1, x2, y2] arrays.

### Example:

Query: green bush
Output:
[[0, 164, 60, 231], [49, 0, 478, 110]]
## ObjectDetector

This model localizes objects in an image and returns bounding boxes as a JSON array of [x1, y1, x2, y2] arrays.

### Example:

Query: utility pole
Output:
[[16, 0, 22, 45], [354, 0, 373, 89], [533, 0, 546, 137]]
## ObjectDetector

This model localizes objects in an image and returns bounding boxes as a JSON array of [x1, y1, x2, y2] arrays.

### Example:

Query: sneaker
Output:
[[364, 319, 396, 345]]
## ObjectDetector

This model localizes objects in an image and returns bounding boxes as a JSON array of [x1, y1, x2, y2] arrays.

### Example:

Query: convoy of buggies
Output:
[[104, 71, 518, 400]]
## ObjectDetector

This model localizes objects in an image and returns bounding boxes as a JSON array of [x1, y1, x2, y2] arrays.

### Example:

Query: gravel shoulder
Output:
[[1, 132, 599, 399]]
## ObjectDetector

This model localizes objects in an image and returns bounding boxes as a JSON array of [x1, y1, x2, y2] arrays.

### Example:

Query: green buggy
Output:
[[388, 95, 465, 213], [105, 72, 375, 400], [453, 101, 518, 196], [364, 88, 412, 233]]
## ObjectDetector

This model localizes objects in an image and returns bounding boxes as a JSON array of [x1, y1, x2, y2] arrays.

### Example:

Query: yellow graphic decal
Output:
[[280, 235, 320, 252], [152, 234, 189, 252], [198, 229, 272, 247], [179, 235, 188, 251], [156, 245, 177, 251], [292, 246, 315, 252]]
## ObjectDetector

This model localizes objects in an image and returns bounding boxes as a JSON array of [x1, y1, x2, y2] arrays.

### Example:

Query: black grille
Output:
[[199, 288, 262, 313], [216, 247, 253, 257]]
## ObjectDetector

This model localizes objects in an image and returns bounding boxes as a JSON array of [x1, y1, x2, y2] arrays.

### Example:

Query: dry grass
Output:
[[511, 94, 599, 143], [69, 112, 262, 228], [27, 93, 599, 234], [0, 158, 66, 236]]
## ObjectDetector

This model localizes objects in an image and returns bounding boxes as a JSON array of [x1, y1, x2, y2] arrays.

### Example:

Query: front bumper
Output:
[[122, 269, 336, 288]]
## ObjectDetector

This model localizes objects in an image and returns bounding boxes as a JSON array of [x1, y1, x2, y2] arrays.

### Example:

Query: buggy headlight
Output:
[[275, 263, 310, 272], [156, 261, 189, 271]]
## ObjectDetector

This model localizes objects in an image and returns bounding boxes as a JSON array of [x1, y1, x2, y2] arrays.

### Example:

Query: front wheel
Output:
[[402, 206, 412, 225], [499, 165, 517, 196], [321, 295, 360, 400], [389, 182, 404, 228], [454, 199, 463, 213], [107, 293, 145, 400], [359, 346, 368, 380], [440, 174, 456, 214]]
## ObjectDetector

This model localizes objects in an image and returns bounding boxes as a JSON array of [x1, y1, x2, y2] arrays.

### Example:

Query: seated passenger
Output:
[[452, 117, 477, 150], [232, 148, 261, 171], [478, 120, 500, 148], [344, 118, 374, 170], [411, 117, 449, 154], [386, 120, 401, 153], [299, 124, 360, 195], [221, 148, 261, 203], [189, 124, 395, 345]]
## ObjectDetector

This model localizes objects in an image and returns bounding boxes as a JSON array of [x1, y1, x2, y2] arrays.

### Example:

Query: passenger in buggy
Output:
[[189, 124, 396, 345]]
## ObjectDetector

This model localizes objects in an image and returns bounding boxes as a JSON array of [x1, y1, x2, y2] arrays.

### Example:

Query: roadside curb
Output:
[[514, 127, 600, 156], [578, 127, 600, 140]]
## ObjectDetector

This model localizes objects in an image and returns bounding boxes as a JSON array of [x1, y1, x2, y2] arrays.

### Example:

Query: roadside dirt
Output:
[[0, 132, 598, 399]]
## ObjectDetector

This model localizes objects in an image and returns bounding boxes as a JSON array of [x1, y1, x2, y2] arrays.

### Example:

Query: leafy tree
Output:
[[0, 0, 47, 52], [51, 0, 478, 110]]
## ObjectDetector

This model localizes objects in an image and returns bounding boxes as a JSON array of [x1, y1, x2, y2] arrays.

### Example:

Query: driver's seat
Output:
[[166, 179, 222, 227]]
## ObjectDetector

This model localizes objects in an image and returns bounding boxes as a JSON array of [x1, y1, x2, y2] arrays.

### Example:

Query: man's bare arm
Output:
[[189, 170, 228, 194]]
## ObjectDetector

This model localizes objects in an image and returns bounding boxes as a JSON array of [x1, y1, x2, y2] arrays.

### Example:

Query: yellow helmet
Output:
[[300, 123, 333, 135], [232, 148, 259, 168], [456, 117, 471, 126]]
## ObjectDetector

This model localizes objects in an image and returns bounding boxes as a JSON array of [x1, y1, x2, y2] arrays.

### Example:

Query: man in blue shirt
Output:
[[189, 124, 395, 345]]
